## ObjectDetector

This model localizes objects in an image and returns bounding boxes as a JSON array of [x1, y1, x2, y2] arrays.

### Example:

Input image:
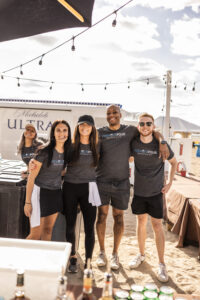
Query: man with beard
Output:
[[96, 106, 169, 270], [129, 113, 177, 282]]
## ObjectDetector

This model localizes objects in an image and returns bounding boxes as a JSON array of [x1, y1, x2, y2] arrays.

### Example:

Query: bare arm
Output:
[[162, 156, 177, 194], [153, 131, 170, 161], [24, 159, 42, 218]]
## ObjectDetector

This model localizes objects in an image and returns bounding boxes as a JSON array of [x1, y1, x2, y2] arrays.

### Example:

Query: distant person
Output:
[[24, 120, 71, 240], [18, 124, 42, 179], [129, 113, 177, 282], [96, 105, 169, 270], [63, 115, 101, 273]]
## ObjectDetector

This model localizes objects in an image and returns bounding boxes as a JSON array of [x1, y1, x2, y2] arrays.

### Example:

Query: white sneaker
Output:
[[96, 251, 107, 267], [157, 263, 169, 282], [110, 253, 120, 270], [129, 254, 145, 269]]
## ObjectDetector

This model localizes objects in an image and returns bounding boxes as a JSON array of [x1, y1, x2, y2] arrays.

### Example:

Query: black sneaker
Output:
[[67, 257, 78, 273]]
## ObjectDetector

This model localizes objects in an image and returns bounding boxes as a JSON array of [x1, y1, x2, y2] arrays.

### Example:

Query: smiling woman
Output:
[[24, 120, 71, 241], [62, 114, 100, 273], [18, 123, 43, 178]]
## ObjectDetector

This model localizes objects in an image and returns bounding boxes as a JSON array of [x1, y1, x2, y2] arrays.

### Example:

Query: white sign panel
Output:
[[0, 108, 72, 160]]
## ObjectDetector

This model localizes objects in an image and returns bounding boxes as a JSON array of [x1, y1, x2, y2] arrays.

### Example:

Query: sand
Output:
[[66, 197, 200, 295], [66, 156, 200, 296]]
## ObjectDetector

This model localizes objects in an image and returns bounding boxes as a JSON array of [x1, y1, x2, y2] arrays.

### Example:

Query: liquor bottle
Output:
[[99, 271, 113, 300], [55, 275, 68, 300], [77, 259, 97, 300], [10, 270, 30, 300]]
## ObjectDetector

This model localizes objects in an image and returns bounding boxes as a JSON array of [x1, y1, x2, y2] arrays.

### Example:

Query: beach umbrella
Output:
[[0, 0, 95, 42]]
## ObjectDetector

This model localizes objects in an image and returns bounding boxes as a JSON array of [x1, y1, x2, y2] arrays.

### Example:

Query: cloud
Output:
[[170, 18, 200, 56], [29, 35, 58, 46], [102, 0, 200, 13]]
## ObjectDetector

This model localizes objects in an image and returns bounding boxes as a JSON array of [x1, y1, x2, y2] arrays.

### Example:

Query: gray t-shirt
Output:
[[21, 141, 42, 165], [64, 143, 97, 184], [97, 125, 138, 182], [131, 136, 174, 197], [35, 149, 64, 190]]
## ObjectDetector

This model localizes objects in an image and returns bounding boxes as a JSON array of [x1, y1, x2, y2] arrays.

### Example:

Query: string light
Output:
[[2, 1, 135, 75], [0, 72, 198, 93], [39, 54, 45, 66], [17, 77, 20, 87], [112, 11, 117, 27], [49, 82, 54, 90], [20, 65, 23, 75], [71, 36, 75, 51]]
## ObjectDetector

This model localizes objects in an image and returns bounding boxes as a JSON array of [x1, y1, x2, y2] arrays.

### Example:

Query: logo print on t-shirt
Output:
[[134, 149, 158, 156], [101, 132, 126, 140], [51, 159, 64, 165], [80, 150, 92, 156]]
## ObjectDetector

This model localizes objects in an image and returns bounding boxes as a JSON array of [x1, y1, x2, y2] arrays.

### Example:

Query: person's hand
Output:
[[21, 171, 28, 179], [162, 182, 172, 194], [159, 144, 170, 161], [24, 203, 32, 217], [29, 159, 37, 171]]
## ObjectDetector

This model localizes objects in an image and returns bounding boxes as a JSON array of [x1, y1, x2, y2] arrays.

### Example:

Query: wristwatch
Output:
[[161, 140, 167, 145]]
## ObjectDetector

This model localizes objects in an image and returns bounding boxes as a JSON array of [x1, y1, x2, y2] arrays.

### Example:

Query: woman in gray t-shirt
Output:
[[63, 115, 99, 273], [24, 120, 71, 241], [18, 123, 42, 178]]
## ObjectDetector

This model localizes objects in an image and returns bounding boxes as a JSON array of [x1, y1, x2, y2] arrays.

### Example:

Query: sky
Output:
[[0, 0, 200, 125]]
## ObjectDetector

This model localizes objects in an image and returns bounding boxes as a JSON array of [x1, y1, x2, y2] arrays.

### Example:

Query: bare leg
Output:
[[96, 205, 109, 251], [137, 214, 148, 255], [112, 208, 124, 254], [26, 223, 41, 240], [40, 213, 58, 241], [151, 217, 165, 264]]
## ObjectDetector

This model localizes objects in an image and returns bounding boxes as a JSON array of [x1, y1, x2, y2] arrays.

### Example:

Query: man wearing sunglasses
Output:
[[129, 113, 177, 282], [96, 105, 170, 270]]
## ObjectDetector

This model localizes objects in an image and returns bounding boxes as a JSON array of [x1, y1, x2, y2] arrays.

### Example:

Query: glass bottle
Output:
[[77, 259, 97, 300], [55, 275, 68, 300], [10, 270, 30, 300], [99, 271, 113, 300]]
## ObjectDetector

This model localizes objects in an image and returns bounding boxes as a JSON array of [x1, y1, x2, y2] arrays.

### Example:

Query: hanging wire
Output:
[[81, 83, 84, 91], [2, 0, 134, 74]]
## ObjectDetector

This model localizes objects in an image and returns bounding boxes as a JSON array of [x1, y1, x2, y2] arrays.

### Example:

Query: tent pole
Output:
[[164, 70, 172, 141]]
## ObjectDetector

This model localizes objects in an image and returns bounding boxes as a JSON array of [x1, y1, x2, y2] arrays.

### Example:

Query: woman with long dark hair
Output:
[[24, 120, 71, 240], [63, 115, 100, 273], [18, 124, 42, 178]]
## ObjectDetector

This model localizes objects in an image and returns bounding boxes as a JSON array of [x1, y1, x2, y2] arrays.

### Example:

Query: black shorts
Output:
[[40, 187, 62, 217], [97, 179, 130, 210], [131, 193, 163, 219]]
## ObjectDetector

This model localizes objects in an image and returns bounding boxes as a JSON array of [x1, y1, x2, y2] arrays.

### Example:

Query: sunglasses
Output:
[[139, 121, 153, 127]]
